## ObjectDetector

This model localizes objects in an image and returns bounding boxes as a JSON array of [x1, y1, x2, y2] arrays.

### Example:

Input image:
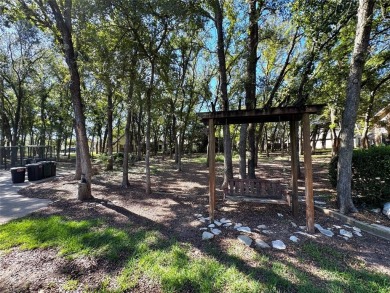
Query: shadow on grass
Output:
[[1, 198, 389, 292], [2, 154, 389, 292]]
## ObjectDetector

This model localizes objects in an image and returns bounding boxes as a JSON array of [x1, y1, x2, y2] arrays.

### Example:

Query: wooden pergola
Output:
[[198, 104, 325, 234]]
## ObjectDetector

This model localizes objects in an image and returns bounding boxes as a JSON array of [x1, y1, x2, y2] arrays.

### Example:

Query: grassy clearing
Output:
[[188, 154, 226, 164], [1, 216, 389, 292]]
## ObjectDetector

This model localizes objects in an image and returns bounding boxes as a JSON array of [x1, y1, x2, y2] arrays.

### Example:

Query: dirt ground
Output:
[[1, 155, 390, 292]]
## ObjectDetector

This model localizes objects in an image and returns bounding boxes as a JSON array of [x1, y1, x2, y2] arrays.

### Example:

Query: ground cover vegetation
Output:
[[0, 155, 390, 292]]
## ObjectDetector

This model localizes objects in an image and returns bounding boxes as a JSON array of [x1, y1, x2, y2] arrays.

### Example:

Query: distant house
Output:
[[373, 105, 390, 145]]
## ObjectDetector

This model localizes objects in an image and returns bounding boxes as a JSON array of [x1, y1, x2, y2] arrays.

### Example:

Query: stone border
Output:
[[315, 205, 390, 241]]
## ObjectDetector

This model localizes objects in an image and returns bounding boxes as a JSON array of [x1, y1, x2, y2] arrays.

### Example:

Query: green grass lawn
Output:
[[1, 215, 389, 292]]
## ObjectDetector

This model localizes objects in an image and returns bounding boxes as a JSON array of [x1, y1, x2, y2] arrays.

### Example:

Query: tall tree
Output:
[[209, 0, 233, 186], [241, 0, 261, 179], [337, 0, 376, 214], [5, 0, 93, 199]]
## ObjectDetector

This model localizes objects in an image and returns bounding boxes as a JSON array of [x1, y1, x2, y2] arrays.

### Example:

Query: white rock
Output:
[[214, 220, 222, 226], [199, 227, 208, 231], [277, 213, 284, 217], [211, 228, 222, 235], [343, 224, 352, 229], [295, 231, 317, 239], [262, 230, 274, 235], [223, 223, 232, 227], [272, 240, 286, 250], [299, 226, 306, 230], [194, 213, 202, 217], [220, 218, 231, 224], [314, 200, 326, 205], [234, 223, 242, 228], [319, 228, 334, 237], [383, 202, 390, 218], [289, 235, 299, 242], [290, 222, 298, 228], [340, 229, 353, 238], [257, 224, 267, 229], [333, 225, 342, 229], [371, 208, 381, 213], [314, 223, 334, 237], [202, 231, 214, 240], [236, 226, 251, 233], [204, 217, 211, 221], [208, 224, 215, 228], [255, 239, 271, 249], [352, 227, 361, 233], [237, 235, 252, 246], [353, 230, 362, 237], [199, 218, 206, 223]]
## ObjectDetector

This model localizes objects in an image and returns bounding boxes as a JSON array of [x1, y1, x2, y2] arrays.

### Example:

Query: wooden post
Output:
[[290, 120, 299, 217], [208, 119, 216, 220], [302, 113, 315, 233]]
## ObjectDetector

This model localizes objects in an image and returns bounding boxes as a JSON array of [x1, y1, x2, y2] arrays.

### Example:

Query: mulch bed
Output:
[[1, 156, 390, 292]]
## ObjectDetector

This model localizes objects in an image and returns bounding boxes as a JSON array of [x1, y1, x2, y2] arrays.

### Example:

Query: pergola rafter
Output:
[[198, 104, 326, 234]]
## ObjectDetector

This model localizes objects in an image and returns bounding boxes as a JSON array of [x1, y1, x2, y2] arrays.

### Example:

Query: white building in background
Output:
[[373, 106, 390, 145]]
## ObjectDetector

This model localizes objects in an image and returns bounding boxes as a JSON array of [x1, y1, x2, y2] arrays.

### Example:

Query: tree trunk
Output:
[[48, 0, 92, 199], [39, 93, 47, 158], [245, 0, 259, 179], [239, 124, 247, 179], [122, 108, 132, 188], [213, 0, 233, 187], [106, 87, 114, 171], [337, 0, 375, 214], [145, 60, 155, 195]]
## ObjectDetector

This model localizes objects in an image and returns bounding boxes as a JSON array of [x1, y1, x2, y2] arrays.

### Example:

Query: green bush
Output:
[[328, 146, 390, 205]]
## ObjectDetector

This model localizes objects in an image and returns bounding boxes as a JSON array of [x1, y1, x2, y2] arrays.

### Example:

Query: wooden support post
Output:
[[290, 120, 299, 217], [208, 119, 216, 220], [302, 113, 315, 233]]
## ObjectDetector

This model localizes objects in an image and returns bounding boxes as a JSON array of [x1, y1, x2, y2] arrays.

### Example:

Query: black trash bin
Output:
[[11, 167, 26, 183], [26, 163, 43, 181], [50, 161, 57, 177], [42, 161, 51, 178]]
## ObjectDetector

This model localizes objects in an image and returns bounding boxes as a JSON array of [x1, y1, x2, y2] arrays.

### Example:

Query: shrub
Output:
[[328, 146, 390, 205]]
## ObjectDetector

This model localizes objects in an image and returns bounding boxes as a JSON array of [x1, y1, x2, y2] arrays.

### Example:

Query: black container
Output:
[[42, 161, 51, 178], [26, 163, 43, 181], [11, 167, 26, 183], [50, 161, 57, 177]]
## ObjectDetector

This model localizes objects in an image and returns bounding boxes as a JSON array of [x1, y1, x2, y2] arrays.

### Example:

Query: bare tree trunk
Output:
[[47, 0, 93, 199], [337, 0, 375, 214], [213, 0, 233, 187], [122, 108, 132, 188], [122, 55, 136, 187], [281, 122, 286, 156], [239, 124, 247, 179], [145, 60, 155, 195], [106, 87, 114, 170], [245, 0, 259, 179]]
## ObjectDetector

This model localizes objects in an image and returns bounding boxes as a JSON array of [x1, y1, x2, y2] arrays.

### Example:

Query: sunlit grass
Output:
[[0, 216, 132, 260], [1, 216, 389, 292], [188, 154, 225, 164]]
